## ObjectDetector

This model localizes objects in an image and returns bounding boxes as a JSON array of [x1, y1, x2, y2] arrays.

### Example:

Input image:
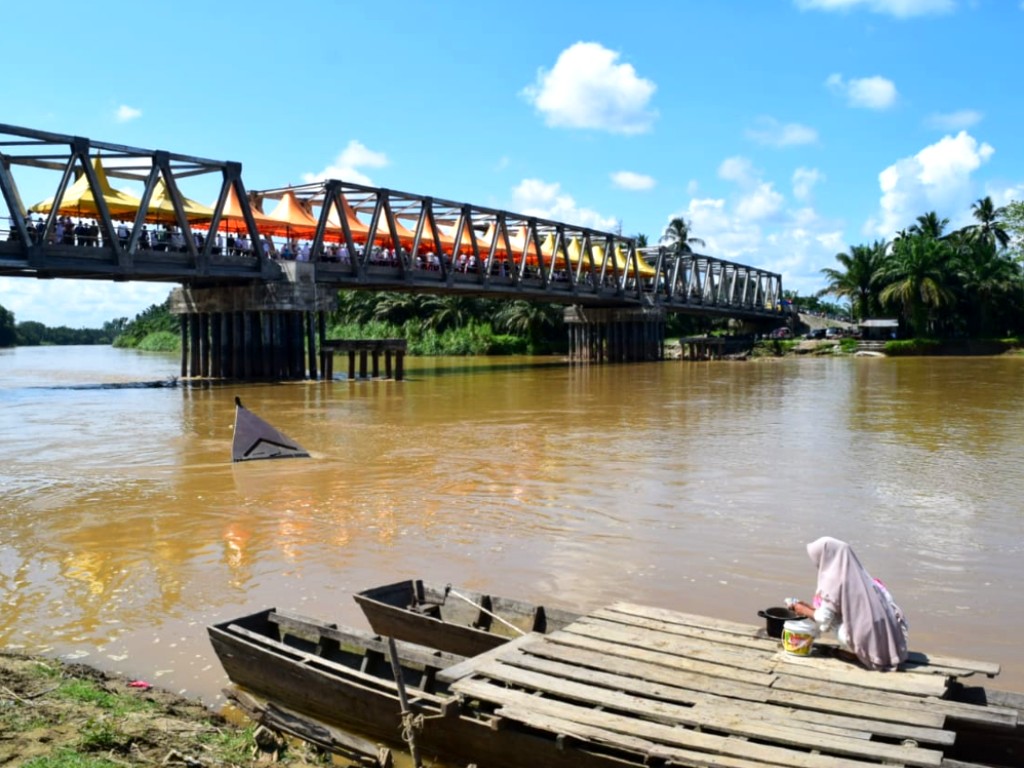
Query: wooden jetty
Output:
[[437, 602, 1021, 768]]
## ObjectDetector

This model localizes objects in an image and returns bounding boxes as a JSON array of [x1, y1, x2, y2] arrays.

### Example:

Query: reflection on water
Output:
[[1, 346, 1023, 701]]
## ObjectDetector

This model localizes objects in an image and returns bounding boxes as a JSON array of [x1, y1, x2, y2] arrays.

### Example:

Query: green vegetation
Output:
[[111, 300, 178, 349], [2, 653, 326, 766], [818, 197, 1024, 340]]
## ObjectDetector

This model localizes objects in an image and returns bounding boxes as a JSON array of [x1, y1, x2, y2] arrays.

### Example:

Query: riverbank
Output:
[[0, 652, 331, 766]]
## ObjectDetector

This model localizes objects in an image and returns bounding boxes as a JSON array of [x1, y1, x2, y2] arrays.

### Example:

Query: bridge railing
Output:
[[0, 122, 784, 319]]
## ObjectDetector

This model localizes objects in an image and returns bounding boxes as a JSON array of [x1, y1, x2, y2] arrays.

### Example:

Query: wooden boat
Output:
[[211, 605, 1024, 768], [353, 578, 579, 657], [208, 607, 673, 768], [231, 397, 309, 462]]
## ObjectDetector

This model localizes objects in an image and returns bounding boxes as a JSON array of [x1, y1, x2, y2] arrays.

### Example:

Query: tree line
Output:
[[818, 197, 1024, 338], [0, 304, 124, 347]]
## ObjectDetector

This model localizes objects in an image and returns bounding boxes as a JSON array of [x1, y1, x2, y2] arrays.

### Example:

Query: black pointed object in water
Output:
[[231, 397, 310, 462]]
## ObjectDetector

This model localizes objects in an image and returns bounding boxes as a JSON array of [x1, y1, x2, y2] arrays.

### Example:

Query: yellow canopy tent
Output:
[[30, 155, 143, 219], [592, 243, 657, 279], [144, 178, 214, 224]]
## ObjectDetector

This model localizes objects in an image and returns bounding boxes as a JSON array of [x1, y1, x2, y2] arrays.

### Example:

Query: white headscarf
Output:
[[807, 536, 908, 672]]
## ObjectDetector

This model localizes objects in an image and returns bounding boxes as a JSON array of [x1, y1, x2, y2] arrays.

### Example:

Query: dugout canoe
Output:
[[354, 578, 579, 657]]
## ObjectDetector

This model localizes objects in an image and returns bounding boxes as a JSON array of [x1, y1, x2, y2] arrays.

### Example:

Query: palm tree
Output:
[[421, 295, 482, 332], [372, 292, 425, 326], [494, 301, 563, 350], [962, 196, 1010, 250], [908, 211, 950, 240], [660, 217, 705, 254], [877, 235, 957, 336], [818, 240, 887, 321], [954, 238, 1024, 336]]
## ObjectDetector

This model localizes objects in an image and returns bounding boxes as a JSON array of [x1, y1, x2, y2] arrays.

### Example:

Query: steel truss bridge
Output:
[[0, 123, 785, 321]]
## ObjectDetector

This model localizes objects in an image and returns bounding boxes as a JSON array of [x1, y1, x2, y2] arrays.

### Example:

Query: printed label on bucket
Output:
[[782, 629, 815, 655]]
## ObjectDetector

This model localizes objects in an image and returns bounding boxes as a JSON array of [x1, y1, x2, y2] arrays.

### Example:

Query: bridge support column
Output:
[[564, 306, 664, 364], [169, 263, 336, 381]]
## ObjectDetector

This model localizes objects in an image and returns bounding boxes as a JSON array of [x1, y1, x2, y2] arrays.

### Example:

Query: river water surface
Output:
[[1, 345, 1022, 704]]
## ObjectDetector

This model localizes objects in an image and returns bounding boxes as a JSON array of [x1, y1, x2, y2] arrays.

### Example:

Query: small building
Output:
[[859, 318, 899, 341]]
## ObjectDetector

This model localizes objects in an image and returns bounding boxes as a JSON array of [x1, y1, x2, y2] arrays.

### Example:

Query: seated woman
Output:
[[790, 536, 909, 671]]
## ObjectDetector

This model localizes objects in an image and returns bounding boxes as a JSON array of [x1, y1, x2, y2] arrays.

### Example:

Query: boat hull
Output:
[[354, 579, 579, 658], [209, 608, 644, 768]]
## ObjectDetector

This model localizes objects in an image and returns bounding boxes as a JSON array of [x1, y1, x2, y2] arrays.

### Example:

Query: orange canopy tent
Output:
[[263, 189, 319, 240], [206, 184, 276, 233], [30, 155, 143, 219], [325, 193, 371, 243]]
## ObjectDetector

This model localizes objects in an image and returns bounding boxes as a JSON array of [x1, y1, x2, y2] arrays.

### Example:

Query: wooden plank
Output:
[[589, 607, 780, 653], [773, 674, 1019, 728], [486, 652, 951, 746], [484, 707, 798, 768], [561, 621, 777, 674], [775, 652, 950, 697], [606, 602, 765, 637], [766, 688, 947, 729], [545, 630, 777, 686], [514, 639, 772, 701], [456, 679, 922, 768], [520, 638, 948, 730], [435, 631, 540, 684], [607, 603, 1001, 679], [456, 664, 942, 767]]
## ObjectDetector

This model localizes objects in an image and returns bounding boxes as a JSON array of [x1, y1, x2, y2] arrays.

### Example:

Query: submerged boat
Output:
[[231, 397, 309, 462], [353, 578, 579, 657]]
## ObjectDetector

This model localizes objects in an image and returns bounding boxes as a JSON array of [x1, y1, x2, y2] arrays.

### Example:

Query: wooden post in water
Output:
[[348, 350, 356, 380], [306, 313, 318, 381], [179, 316, 188, 377]]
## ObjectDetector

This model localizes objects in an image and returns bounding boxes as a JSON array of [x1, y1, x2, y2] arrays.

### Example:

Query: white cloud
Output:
[[511, 178, 618, 230], [668, 156, 846, 296], [746, 116, 818, 147], [795, 0, 954, 17], [718, 156, 756, 185], [792, 167, 824, 201], [301, 140, 389, 185], [826, 73, 898, 110], [521, 42, 657, 135], [115, 105, 142, 122], [610, 171, 655, 191], [987, 183, 1024, 207], [0, 277, 172, 328], [925, 109, 983, 131], [736, 183, 785, 221], [867, 130, 995, 236]]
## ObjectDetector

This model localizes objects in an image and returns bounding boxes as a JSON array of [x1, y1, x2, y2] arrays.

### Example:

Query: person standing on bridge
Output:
[[788, 536, 909, 671]]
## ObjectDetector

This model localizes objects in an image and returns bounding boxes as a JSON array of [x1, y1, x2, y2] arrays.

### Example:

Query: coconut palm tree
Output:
[[961, 196, 1010, 250], [954, 238, 1024, 336], [421, 295, 482, 332], [660, 217, 705, 254], [818, 240, 887, 321], [878, 235, 957, 336]]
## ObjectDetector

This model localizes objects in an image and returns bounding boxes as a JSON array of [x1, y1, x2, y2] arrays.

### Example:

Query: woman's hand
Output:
[[791, 600, 815, 618]]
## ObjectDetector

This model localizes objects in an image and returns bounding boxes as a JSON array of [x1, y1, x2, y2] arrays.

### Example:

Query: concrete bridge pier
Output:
[[565, 306, 665, 364], [170, 263, 337, 381]]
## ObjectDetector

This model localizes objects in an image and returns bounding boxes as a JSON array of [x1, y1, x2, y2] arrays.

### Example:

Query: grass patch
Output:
[[135, 331, 180, 352], [23, 749, 123, 768], [884, 338, 942, 356]]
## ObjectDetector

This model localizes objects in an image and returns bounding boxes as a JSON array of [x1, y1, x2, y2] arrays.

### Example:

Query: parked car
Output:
[[805, 328, 826, 340], [770, 327, 793, 339], [824, 327, 844, 339]]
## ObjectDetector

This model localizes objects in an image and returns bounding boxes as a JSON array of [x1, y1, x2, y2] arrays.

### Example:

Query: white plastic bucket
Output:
[[782, 618, 818, 656]]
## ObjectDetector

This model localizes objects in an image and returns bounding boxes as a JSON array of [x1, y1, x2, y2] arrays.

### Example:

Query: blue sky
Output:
[[2, 0, 1022, 328]]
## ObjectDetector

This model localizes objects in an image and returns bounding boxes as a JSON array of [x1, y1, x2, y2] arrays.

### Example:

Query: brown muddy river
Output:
[[1, 345, 1022, 705]]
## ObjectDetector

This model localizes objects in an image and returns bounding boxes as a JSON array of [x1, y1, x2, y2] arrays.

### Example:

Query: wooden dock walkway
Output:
[[438, 602, 1021, 768]]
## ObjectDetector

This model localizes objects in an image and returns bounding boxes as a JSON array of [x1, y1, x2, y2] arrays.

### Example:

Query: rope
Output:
[[400, 711, 424, 744], [445, 586, 526, 636]]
